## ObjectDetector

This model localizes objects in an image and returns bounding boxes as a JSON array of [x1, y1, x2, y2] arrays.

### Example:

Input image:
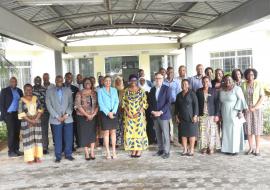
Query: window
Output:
[[150, 55, 176, 81], [79, 58, 94, 77], [0, 61, 31, 89], [65, 59, 76, 74], [105, 56, 139, 81], [210, 49, 252, 73], [150, 55, 163, 82]]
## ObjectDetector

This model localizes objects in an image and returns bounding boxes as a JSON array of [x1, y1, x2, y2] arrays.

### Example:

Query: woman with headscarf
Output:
[[122, 74, 149, 157]]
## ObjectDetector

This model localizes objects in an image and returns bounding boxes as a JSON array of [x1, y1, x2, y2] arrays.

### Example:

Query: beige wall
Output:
[[139, 53, 150, 80], [94, 55, 105, 78]]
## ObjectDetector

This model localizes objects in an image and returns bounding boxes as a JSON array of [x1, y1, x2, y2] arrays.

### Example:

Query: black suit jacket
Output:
[[0, 87, 23, 121], [148, 85, 172, 120], [196, 87, 220, 116]]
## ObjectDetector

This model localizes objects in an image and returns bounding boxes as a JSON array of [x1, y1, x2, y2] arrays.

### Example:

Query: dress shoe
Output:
[[8, 152, 18, 157], [15, 150, 24, 156], [55, 158, 61, 163], [154, 150, 164, 156], [162, 153, 170, 159], [65, 156, 75, 161]]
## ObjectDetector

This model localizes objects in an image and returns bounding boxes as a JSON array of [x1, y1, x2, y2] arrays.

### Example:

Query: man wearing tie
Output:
[[46, 75, 74, 163], [148, 72, 172, 159]]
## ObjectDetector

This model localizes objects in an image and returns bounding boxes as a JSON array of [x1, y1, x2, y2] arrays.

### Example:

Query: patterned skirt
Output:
[[198, 115, 221, 150], [116, 112, 124, 146], [21, 120, 43, 162], [244, 109, 263, 135], [124, 113, 148, 151]]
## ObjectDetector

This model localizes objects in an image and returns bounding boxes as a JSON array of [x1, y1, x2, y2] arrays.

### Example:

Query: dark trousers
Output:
[[73, 113, 79, 148], [52, 122, 73, 160], [5, 112, 21, 153], [40, 111, 50, 150], [146, 110, 156, 144]]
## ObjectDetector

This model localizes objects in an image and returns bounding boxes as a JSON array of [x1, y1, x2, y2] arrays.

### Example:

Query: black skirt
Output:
[[77, 115, 97, 147], [178, 121, 198, 137], [100, 112, 118, 130]]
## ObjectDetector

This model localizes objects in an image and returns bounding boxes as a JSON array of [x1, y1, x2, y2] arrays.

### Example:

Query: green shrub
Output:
[[263, 99, 270, 135], [0, 122, 7, 141]]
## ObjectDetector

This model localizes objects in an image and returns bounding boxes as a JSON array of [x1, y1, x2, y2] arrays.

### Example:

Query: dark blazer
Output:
[[0, 87, 23, 121], [63, 83, 79, 101], [148, 85, 172, 120], [175, 90, 198, 122], [196, 87, 220, 116]]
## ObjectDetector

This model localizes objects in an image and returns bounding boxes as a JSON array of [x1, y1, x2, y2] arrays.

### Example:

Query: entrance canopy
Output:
[[0, 0, 248, 39]]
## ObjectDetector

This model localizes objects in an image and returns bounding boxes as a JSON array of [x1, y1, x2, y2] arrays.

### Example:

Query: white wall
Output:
[[4, 39, 56, 85], [186, 26, 270, 82]]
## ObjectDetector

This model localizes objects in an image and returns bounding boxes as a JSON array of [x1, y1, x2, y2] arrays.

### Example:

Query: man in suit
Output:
[[148, 72, 172, 159], [46, 75, 74, 163], [0, 77, 23, 157]]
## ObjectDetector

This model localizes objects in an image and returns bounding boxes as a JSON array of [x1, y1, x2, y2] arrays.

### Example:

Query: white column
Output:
[[54, 50, 63, 76], [185, 46, 194, 77], [163, 55, 168, 69], [75, 58, 80, 76]]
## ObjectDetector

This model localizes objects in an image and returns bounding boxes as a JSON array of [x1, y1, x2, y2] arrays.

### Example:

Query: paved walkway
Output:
[[1, 139, 270, 190]]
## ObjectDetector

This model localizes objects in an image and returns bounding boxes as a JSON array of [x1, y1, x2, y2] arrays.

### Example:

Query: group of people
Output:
[[0, 63, 265, 164]]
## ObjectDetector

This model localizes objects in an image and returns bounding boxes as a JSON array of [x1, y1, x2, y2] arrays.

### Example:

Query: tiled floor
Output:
[[1, 140, 270, 190]]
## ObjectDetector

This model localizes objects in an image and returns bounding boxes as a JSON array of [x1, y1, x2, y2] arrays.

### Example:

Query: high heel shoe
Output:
[[35, 158, 42, 163], [85, 153, 91, 161], [105, 152, 111, 160], [90, 153, 96, 160], [181, 150, 188, 156], [245, 149, 254, 155], [187, 152, 194, 157], [112, 153, 117, 159], [253, 150, 261, 156]]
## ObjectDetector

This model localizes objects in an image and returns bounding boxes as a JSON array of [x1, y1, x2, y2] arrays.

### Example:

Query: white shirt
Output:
[[155, 86, 161, 100]]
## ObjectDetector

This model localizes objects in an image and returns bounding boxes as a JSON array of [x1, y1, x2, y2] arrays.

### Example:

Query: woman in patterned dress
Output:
[[18, 84, 43, 164], [114, 76, 125, 147], [75, 78, 98, 160], [122, 74, 149, 158], [242, 69, 265, 156], [196, 76, 221, 155]]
